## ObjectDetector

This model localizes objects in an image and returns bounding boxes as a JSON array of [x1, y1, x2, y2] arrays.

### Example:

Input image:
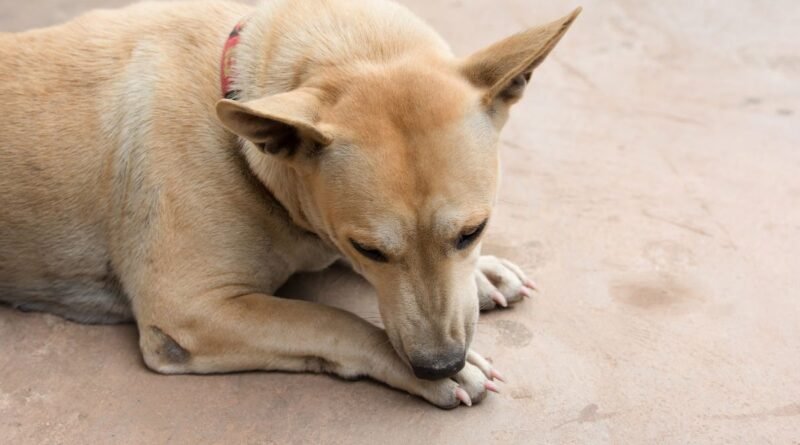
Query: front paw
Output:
[[414, 350, 504, 409], [475, 255, 537, 310]]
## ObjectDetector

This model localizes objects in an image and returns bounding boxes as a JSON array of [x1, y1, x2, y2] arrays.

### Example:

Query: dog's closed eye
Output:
[[350, 239, 389, 263], [456, 219, 487, 250]]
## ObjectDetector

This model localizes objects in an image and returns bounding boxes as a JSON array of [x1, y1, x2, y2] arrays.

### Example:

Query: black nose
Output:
[[411, 352, 466, 380]]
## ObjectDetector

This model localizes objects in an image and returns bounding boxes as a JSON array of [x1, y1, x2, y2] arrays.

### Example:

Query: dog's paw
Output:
[[475, 255, 537, 310], [415, 350, 503, 408]]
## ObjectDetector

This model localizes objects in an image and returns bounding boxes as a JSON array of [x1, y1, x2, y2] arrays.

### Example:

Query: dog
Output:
[[0, 0, 579, 408]]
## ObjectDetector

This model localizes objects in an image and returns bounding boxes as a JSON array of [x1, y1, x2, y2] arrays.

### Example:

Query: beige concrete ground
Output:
[[1, 0, 799, 443]]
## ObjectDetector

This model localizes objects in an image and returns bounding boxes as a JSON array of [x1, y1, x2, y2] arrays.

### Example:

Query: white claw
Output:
[[454, 387, 472, 406], [490, 290, 508, 308], [490, 369, 506, 383], [484, 380, 500, 393]]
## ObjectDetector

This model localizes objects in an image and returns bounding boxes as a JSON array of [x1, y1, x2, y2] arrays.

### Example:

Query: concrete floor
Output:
[[2, 0, 799, 443]]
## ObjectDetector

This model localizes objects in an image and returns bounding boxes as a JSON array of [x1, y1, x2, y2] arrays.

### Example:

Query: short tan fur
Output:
[[0, 0, 579, 408]]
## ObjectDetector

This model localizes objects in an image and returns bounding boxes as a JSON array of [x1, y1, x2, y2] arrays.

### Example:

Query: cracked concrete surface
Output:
[[1, 0, 799, 443]]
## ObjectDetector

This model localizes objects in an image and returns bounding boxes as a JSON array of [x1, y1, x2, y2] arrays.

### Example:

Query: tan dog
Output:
[[0, 0, 579, 408]]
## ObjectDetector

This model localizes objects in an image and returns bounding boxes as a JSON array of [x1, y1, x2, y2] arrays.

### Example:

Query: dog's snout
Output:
[[410, 350, 466, 380]]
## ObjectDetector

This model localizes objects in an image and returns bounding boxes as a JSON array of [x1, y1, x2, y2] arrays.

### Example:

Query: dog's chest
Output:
[[259, 210, 341, 290]]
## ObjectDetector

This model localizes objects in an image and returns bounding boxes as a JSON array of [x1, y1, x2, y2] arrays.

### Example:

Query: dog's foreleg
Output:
[[136, 294, 495, 408]]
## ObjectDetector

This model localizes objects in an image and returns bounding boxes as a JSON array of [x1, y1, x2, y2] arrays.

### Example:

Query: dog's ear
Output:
[[216, 88, 332, 157], [460, 8, 581, 111]]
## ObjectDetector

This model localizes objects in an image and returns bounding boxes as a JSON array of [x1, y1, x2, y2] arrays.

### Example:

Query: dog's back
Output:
[[0, 1, 247, 322]]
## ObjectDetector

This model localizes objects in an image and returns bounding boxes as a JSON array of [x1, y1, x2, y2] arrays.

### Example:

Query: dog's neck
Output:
[[221, 9, 324, 102], [240, 144, 326, 239], [219, 17, 331, 241]]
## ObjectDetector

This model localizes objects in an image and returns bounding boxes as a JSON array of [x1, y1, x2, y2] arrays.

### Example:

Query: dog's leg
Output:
[[475, 255, 537, 310], [136, 293, 497, 408]]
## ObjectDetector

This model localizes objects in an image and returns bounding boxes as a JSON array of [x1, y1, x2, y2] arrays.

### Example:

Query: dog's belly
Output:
[[0, 237, 133, 324], [2, 279, 133, 325]]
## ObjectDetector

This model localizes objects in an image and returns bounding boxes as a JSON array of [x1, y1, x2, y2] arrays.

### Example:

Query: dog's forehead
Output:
[[322, 64, 497, 180], [322, 102, 497, 205], [327, 63, 482, 140]]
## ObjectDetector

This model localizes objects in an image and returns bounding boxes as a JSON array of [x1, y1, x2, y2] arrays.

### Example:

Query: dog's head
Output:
[[217, 9, 579, 379]]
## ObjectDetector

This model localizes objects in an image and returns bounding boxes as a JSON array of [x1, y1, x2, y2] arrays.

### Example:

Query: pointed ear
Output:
[[461, 7, 581, 108], [215, 88, 333, 157]]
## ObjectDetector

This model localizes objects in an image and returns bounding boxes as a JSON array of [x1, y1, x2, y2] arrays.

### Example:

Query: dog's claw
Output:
[[484, 380, 500, 393], [519, 287, 533, 299], [455, 387, 472, 406], [490, 290, 508, 308], [490, 369, 506, 383], [524, 279, 538, 291]]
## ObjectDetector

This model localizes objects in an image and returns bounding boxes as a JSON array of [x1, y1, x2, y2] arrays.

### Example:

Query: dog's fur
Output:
[[0, 0, 578, 407]]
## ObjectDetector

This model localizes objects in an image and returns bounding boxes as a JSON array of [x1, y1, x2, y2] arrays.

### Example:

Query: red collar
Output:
[[220, 20, 246, 99]]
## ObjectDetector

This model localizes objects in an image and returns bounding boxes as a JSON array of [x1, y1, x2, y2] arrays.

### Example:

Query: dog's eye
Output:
[[350, 239, 389, 263], [456, 220, 487, 250]]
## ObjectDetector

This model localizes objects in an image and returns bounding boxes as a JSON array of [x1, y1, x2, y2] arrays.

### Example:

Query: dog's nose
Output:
[[410, 350, 466, 380]]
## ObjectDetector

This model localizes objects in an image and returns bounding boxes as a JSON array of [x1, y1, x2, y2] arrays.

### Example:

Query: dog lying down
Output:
[[0, 0, 579, 408]]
